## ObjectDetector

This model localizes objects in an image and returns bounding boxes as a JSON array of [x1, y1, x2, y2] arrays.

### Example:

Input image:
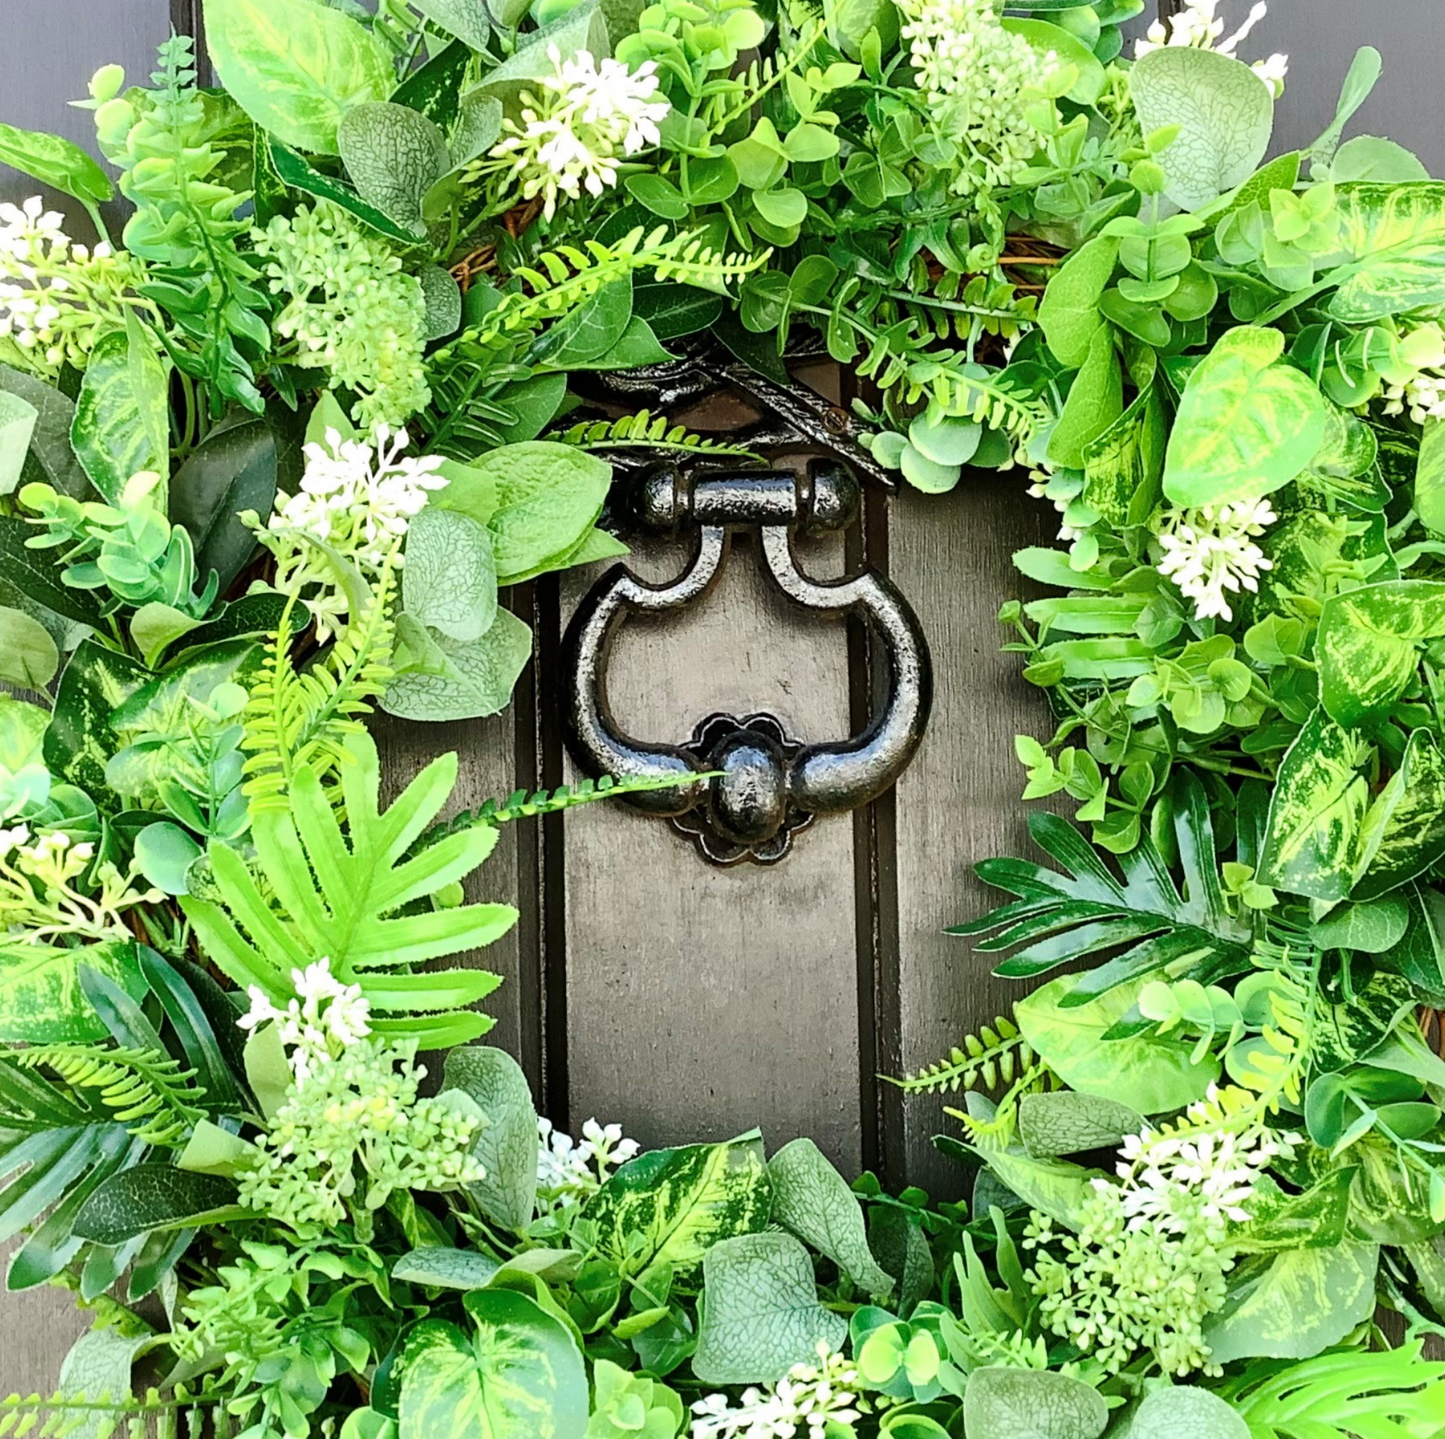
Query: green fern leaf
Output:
[[182, 730, 513, 1048]]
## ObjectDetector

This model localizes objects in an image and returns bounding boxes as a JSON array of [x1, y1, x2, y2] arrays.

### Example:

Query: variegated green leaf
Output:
[[1202, 1242, 1379, 1364], [1329, 181, 1445, 321], [0, 939, 145, 1043], [1354, 730, 1445, 899], [396, 1292, 587, 1439], [1317, 580, 1445, 727], [1162, 327, 1327, 507], [581, 1131, 771, 1283], [70, 315, 169, 508], [1259, 708, 1373, 902], [1081, 377, 1165, 527]]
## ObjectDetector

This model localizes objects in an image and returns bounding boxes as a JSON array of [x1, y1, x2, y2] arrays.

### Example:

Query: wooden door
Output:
[[5, 0, 1445, 1395]]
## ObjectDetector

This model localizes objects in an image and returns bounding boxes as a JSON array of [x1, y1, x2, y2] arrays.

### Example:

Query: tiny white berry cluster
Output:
[[1156, 497, 1277, 622], [537, 1116, 642, 1213]]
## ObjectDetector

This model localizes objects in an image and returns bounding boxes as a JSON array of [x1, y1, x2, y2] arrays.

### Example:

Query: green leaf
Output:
[[0, 366, 90, 500], [181, 729, 513, 1047], [1017, 1092, 1144, 1156], [472, 2, 610, 100], [129, 603, 202, 668], [625, 173, 689, 220], [1116, 1388, 1248, 1439], [169, 416, 278, 592], [1258, 708, 1371, 901], [404, 506, 498, 644], [1317, 580, 1445, 728], [45, 640, 152, 802], [967, 1144, 1100, 1229], [56, 1323, 152, 1439], [692, 1232, 848, 1384], [481, 443, 612, 581], [1417, 419, 1445, 538], [1039, 236, 1119, 369], [204, 0, 393, 154], [394, 1246, 504, 1290], [1354, 730, 1445, 898], [397, 1291, 588, 1439], [1048, 325, 1122, 470], [0, 122, 113, 207], [1202, 1242, 1379, 1365], [134, 822, 204, 897], [0, 939, 144, 1044], [1162, 326, 1327, 507], [1232, 1170, 1353, 1255], [413, 0, 491, 50], [0, 389, 38, 497], [582, 1131, 771, 1284], [71, 1163, 240, 1246], [1333, 135, 1430, 183], [421, 265, 463, 341], [1305, 45, 1382, 168], [1017, 976, 1220, 1114], [267, 137, 424, 244], [536, 279, 634, 370], [382, 608, 533, 722], [632, 283, 724, 341], [70, 318, 170, 508], [442, 1045, 538, 1232], [1329, 182, 1445, 321], [178, 1119, 257, 1177], [1130, 47, 1273, 212], [963, 1367, 1109, 1439], [1082, 378, 1165, 527], [767, 1138, 893, 1295], [1002, 18, 1106, 103], [339, 102, 451, 235], [0, 605, 59, 688]]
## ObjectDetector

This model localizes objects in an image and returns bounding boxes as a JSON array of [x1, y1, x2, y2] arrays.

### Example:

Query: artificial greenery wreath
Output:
[[2, 0, 1445, 1435]]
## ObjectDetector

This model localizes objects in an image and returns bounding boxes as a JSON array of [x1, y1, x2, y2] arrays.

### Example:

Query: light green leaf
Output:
[[397, 1291, 588, 1439], [1162, 326, 1327, 507], [1202, 1242, 1379, 1365], [433, 455, 500, 527], [178, 1118, 259, 1178], [970, 1145, 1100, 1230], [133, 822, 203, 897], [1317, 581, 1445, 728], [56, 1324, 151, 1439], [1039, 235, 1119, 369], [1418, 419, 1445, 538], [130, 603, 203, 668], [394, 1246, 504, 1290], [0, 389, 38, 496], [243, 1024, 292, 1122], [404, 506, 498, 644], [1354, 730, 1445, 898], [443, 1045, 538, 1232], [768, 1138, 893, 1295], [1114, 1388, 1248, 1439], [472, 3, 610, 100], [1016, 975, 1220, 1114], [1333, 135, 1430, 183], [963, 1367, 1109, 1439], [1082, 378, 1165, 527], [0, 366, 89, 499], [0, 122, 113, 207], [382, 608, 533, 722], [1018, 1092, 1145, 1157], [70, 317, 170, 507], [582, 1131, 771, 1284], [339, 102, 451, 234], [482, 443, 612, 581], [413, 0, 491, 49], [1048, 325, 1122, 470], [0, 605, 59, 688], [0, 939, 145, 1044], [420, 264, 463, 341], [1259, 708, 1372, 901], [692, 1232, 848, 1384], [1329, 182, 1445, 321], [72, 1164, 240, 1246], [1130, 47, 1273, 211], [1306, 45, 1381, 168], [1002, 18, 1106, 104], [203, 0, 393, 154]]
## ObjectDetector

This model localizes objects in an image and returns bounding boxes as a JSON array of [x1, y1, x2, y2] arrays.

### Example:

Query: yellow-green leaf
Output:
[[1317, 580, 1445, 727], [1329, 181, 1445, 321]]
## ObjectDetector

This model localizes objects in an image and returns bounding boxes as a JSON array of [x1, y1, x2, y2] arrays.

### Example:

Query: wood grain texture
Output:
[[0, 1241, 89, 1392], [888, 482, 1056, 1198], [556, 527, 865, 1170]]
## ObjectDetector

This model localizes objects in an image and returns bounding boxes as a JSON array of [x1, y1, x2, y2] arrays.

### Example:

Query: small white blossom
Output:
[[484, 47, 670, 220], [536, 1116, 641, 1213], [1135, 1, 1288, 96], [238, 955, 372, 1080], [691, 1344, 866, 1438], [0, 823, 30, 857], [1156, 498, 1277, 622]]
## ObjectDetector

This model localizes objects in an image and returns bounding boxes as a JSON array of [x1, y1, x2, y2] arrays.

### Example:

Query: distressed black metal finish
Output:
[[563, 461, 933, 864]]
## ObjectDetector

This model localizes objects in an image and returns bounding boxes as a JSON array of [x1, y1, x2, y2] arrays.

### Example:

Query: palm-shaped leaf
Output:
[[952, 776, 1253, 1006], [181, 731, 514, 1048]]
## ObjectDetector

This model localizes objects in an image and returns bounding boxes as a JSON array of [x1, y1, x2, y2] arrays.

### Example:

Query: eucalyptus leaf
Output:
[[339, 103, 451, 235], [0, 389, 38, 496], [442, 1045, 538, 1232], [393, 1246, 504, 1291], [381, 608, 532, 722], [0, 605, 59, 688], [963, 1367, 1109, 1439], [1039, 236, 1119, 369]]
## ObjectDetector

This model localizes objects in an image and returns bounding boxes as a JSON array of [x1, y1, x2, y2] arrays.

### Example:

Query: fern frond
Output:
[[0, 1386, 219, 1439], [711, 18, 827, 129], [434, 771, 711, 835], [548, 411, 766, 461], [242, 570, 396, 813], [12, 1045, 205, 1148], [891, 1016, 1033, 1097], [945, 1059, 1054, 1150]]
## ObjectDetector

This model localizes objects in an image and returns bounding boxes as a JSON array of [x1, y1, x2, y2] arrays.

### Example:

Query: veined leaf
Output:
[[581, 1131, 771, 1284], [1317, 580, 1445, 728], [181, 730, 514, 1048], [1329, 181, 1445, 321], [442, 1046, 538, 1232], [1162, 326, 1327, 507], [963, 1367, 1109, 1439]]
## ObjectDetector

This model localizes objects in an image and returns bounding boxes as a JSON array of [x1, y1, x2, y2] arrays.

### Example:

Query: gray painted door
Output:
[[2, 0, 1443, 1395]]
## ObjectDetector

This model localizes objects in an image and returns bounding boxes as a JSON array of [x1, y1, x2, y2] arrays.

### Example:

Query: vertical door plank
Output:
[[557, 528, 865, 1169], [889, 483, 1056, 1197]]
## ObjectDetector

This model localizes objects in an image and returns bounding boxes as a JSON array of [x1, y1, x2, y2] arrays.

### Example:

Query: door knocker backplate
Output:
[[562, 461, 933, 865]]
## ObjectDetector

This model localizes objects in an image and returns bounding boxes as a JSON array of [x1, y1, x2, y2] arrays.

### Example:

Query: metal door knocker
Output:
[[562, 461, 933, 865]]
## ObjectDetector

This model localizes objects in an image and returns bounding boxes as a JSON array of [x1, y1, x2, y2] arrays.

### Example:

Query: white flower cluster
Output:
[[898, 0, 1056, 198], [1114, 1089, 1300, 1234], [487, 47, 671, 220], [1156, 497, 1277, 622], [1135, 0, 1289, 96], [0, 823, 160, 943], [239, 956, 372, 1081], [537, 1116, 641, 1213], [691, 1344, 867, 1439], [0, 197, 146, 377], [1380, 322, 1445, 424], [261, 424, 447, 631]]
